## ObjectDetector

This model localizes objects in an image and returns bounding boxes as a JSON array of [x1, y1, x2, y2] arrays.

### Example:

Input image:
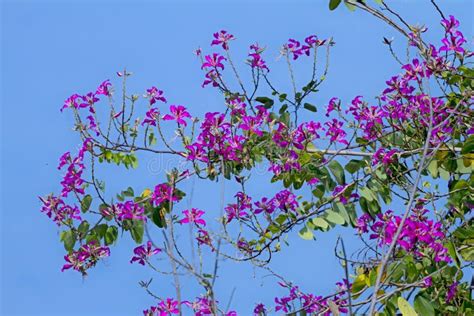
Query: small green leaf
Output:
[[77, 221, 90, 234], [328, 160, 345, 184], [130, 220, 144, 244], [414, 294, 434, 316], [311, 217, 329, 230], [105, 226, 118, 245], [60, 230, 76, 252], [329, 0, 342, 10], [345, 159, 363, 174], [461, 136, 474, 154], [398, 297, 418, 316], [303, 103, 317, 112], [81, 195, 92, 213], [360, 187, 376, 202], [298, 225, 314, 240], [325, 210, 345, 225]]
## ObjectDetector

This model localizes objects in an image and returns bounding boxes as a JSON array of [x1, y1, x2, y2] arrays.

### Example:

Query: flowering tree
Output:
[[40, 1, 473, 315]]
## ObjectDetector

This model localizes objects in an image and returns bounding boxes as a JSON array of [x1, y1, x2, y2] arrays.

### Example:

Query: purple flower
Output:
[[253, 303, 266, 315], [142, 108, 160, 126], [248, 43, 269, 71], [324, 119, 348, 145], [145, 86, 167, 105], [130, 241, 161, 265], [196, 229, 213, 249], [61, 94, 81, 112], [201, 70, 221, 88], [162, 105, 192, 126], [201, 53, 226, 70], [95, 80, 112, 96], [285, 38, 303, 60], [39, 195, 81, 226], [79, 93, 99, 113], [62, 241, 110, 275], [446, 282, 458, 303], [326, 97, 340, 117], [115, 201, 146, 221], [157, 298, 180, 315], [86, 115, 100, 136], [211, 30, 235, 50], [180, 208, 206, 226], [151, 183, 181, 206]]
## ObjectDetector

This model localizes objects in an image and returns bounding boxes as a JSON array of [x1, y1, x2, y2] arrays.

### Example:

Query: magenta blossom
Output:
[[162, 105, 192, 126], [130, 241, 161, 265], [142, 108, 160, 126], [62, 241, 110, 275], [201, 53, 226, 70], [180, 208, 206, 226], [95, 80, 112, 96], [211, 30, 235, 50], [145, 86, 167, 105], [61, 94, 81, 112], [151, 183, 181, 206]]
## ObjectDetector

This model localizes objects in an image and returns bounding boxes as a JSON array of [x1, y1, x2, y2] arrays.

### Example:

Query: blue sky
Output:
[[1, 0, 472, 315]]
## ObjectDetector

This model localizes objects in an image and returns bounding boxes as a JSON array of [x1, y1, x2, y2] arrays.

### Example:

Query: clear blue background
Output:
[[1, 0, 472, 315]]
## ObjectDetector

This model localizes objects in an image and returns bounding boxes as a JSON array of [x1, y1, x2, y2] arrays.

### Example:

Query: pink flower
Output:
[[95, 80, 112, 96], [196, 229, 213, 249], [130, 241, 161, 265], [145, 86, 167, 105], [158, 298, 180, 315], [115, 201, 146, 221], [61, 94, 81, 112], [162, 105, 192, 126], [324, 119, 348, 145], [142, 108, 160, 126], [201, 53, 226, 70], [211, 30, 235, 50], [151, 183, 181, 206], [180, 208, 206, 226], [62, 241, 110, 275]]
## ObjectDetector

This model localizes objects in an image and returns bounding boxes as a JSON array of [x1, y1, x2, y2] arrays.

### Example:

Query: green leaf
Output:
[[329, 0, 342, 10], [360, 187, 376, 202], [298, 225, 314, 240], [345, 159, 363, 174], [81, 194, 92, 213], [130, 220, 144, 244], [461, 136, 474, 154], [398, 297, 418, 316], [328, 160, 345, 184], [255, 96, 274, 108], [303, 103, 317, 112], [311, 217, 329, 230], [60, 230, 76, 252], [325, 210, 345, 225], [414, 294, 435, 316], [427, 160, 439, 178], [105, 226, 118, 245], [77, 221, 90, 234]]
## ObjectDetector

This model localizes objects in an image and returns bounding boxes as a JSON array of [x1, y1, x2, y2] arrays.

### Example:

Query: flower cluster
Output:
[[39, 194, 81, 226], [58, 138, 92, 197], [356, 206, 451, 262], [151, 183, 181, 206], [440, 15, 467, 54], [248, 43, 269, 71], [115, 201, 146, 222], [61, 80, 111, 112], [283, 35, 326, 60], [273, 281, 348, 315], [62, 241, 110, 275]]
